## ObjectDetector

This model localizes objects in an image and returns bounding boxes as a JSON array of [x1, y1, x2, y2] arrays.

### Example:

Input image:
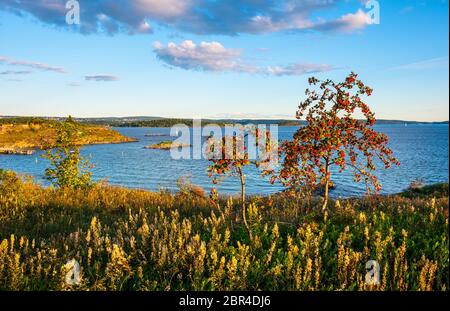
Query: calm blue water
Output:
[[0, 125, 448, 198]]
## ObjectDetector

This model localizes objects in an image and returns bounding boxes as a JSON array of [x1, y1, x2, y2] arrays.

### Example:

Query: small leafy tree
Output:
[[206, 128, 276, 240], [43, 116, 93, 190], [278, 72, 399, 210]]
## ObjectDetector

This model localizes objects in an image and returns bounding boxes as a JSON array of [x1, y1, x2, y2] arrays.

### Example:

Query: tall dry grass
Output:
[[0, 171, 448, 291]]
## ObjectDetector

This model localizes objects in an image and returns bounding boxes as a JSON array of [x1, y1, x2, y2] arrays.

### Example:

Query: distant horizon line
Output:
[[0, 115, 448, 124]]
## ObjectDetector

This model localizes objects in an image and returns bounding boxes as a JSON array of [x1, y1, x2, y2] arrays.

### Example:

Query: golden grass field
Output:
[[0, 170, 448, 291]]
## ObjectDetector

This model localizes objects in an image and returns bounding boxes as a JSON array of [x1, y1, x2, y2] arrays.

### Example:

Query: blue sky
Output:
[[0, 0, 448, 121]]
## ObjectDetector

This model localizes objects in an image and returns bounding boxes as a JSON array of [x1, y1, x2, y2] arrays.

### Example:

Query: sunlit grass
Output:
[[0, 119, 135, 152], [0, 171, 448, 291]]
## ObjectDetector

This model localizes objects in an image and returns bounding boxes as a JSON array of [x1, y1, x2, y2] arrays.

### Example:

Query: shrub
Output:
[[43, 116, 93, 190]]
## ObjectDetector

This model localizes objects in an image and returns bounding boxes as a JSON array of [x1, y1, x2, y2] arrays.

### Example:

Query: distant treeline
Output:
[[113, 119, 222, 127], [89, 119, 450, 128], [0, 117, 296, 128], [1, 116, 448, 128], [111, 119, 299, 127], [0, 117, 53, 125]]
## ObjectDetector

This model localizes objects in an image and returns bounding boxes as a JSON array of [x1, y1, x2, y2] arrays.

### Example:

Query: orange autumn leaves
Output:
[[278, 72, 399, 202], [205, 72, 399, 207]]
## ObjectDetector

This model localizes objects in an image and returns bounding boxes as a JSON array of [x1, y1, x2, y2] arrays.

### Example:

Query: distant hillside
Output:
[[0, 118, 136, 154], [0, 116, 164, 125], [278, 119, 449, 126], [373, 120, 448, 125], [1, 116, 448, 128]]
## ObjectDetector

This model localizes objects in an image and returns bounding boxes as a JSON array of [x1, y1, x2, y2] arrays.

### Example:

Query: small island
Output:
[[144, 133, 170, 137], [0, 118, 137, 155], [145, 140, 191, 150]]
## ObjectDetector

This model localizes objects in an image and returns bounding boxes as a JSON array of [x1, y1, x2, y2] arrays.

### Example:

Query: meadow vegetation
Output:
[[0, 170, 448, 291]]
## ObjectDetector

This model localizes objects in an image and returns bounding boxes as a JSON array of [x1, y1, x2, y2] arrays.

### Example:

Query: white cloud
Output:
[[153, 40, 256, 72], [312, 9, 371, 32], [0, 70, 33, 75], [207, 112, 296, 120], [0, 0, 373, 35], [85, 75, 119, 82], [267, 63, 336, 76], [388, 57, 449, 71], [153, 40, 336, 76], [4, 78, 23, 82], [0, 55, 66, 73], [133, 0, 194, 18], [84, 75, 119, 82]]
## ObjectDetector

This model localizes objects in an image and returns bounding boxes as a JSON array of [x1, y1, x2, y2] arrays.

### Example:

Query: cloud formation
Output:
[[266, 63, 336, 76], [312, 9, 372, 32], [0, 70, 33, 75], [208, 112, 296, 120], [4, 78, 23, 82], [153, 40, 335, 76], [0, 0, 372, 35], [0, 55, 66, 73], [153, 40, 254, 72], [388, 57, 449, 72], [85, 75, 119, 82]]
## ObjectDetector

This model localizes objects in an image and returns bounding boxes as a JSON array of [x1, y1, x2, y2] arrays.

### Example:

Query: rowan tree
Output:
[[277, 72, 400, 210], [206, 127, 277, 240]]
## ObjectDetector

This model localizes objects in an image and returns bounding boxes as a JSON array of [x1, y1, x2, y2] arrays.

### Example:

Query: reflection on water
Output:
[[0, 124, 448, 198]]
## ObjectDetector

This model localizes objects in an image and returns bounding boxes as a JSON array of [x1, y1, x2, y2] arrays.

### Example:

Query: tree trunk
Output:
[[239, 169, 252, 240], [322, 160, 330, 211]]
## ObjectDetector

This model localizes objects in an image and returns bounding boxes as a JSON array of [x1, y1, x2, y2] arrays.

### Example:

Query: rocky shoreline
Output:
[[145, 140, 191, 150], [0, 139, 138, 156], [0, 148, 35, 155]]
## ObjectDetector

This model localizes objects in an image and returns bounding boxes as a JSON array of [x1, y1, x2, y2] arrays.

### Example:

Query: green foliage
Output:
[[0, 117, 49, 125], [206, 130, 277, 240], [0, 173, 447, 291], [43, 117, 93, 190], [0, 170, 22, 195], [402, 183, 449, 199]]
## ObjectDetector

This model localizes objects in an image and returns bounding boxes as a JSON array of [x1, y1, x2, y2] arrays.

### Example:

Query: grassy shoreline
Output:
[[0, 170, 448, 291], [0, 120, 137, 154]]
